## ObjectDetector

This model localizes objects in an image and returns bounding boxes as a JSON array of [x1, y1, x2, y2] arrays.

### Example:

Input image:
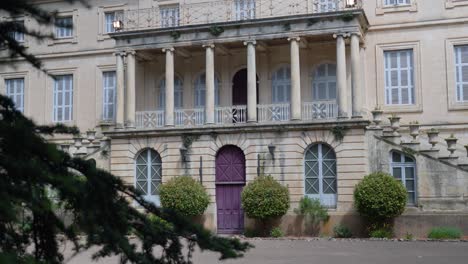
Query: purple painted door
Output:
[[216, 146, 246, 234]]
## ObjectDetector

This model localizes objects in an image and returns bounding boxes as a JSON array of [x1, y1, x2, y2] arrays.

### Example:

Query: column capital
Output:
[[162, 47, 175, 53], [287, 36, 301, 42], [125, 49, 136, 56], [350, 31, 362, 37], [333, 33, 351, 39], [243, 39, 257, 46], [113, 50, 127, 57], [202, 43, 215, 49]]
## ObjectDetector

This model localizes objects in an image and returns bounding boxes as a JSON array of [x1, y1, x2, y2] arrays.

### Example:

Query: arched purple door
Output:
[[216, 145, 246, 234]]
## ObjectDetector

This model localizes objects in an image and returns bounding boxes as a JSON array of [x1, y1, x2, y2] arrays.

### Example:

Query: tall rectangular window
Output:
[[9, 21, 24, 43], [455, 45, 468, 102], [384, 0, 411, 6], [55, 17, 73, 38], [384, 49, 414, 105], [235, 0, 256, 20], [160, 5, 179, 28], [5, 78, 24, 113], [102, 71, 116, 121], [53, 75, 73, 122], [104, 11, 122, 33]]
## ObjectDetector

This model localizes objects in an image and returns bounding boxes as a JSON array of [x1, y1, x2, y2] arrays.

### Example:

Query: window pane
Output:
[[392, 167, 402, 179], [405, 180, 415, 191]]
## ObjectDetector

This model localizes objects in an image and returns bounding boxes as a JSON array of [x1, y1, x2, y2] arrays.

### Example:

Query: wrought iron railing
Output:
[[302, 100, 338, 120], [215, 105, 247, 124], [120, 0, 362, 32], [257, 103, 291, 122], [136, 110, 165, 128]]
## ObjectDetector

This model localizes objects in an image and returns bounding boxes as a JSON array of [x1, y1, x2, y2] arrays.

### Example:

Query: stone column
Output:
[[244, 40, 257, 123], [163, 47, 175, 126], [115, 51, 125, 128], [350, 33, 362, 118], [125, 50, 136, 127], [334, 33, 348, 118], [204, 44, 215, 124], [288, 36, 301, 121]]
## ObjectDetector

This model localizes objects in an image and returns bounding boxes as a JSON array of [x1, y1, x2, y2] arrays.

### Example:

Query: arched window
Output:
[[271, 66, 291, 103], [312, 64, 337, 101], [159, 77, 183, 109], [304, 143, 337, 207], [194, 73, 220, 108], [390, 151, 416, 205], [135, 149, 162, 205]]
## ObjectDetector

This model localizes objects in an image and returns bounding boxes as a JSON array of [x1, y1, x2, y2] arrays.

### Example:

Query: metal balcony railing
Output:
[[120, 0, 362, 32]]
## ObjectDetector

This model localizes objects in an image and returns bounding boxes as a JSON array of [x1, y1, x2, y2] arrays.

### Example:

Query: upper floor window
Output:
[[9, 21, 24, 43], [235, 0, 256, 20], [312, 64, 337, 101], [5, 78, 24, 113], [390, 151, 416, 205], [53, 75, 73, 122], [455, 45, 468, 102], [102, 71, 116, 121], [194, 73, 220, 108], [271, 66, 291, 104], [55, 17, 73, 38], [160, 5, 180, 28], [104, 11, 123, 33], [317, 0, 338, 12], [384, 0, 411, 6], [159, 77, 183, 109], [384, 49, 414, 105]]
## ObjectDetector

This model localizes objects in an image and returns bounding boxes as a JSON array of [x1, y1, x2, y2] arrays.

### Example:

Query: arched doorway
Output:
[[215, 145, 246, 234]]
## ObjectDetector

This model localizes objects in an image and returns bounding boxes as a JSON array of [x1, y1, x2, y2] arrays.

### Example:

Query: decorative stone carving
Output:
[[445, 134, 458, 157], [427, 129, 439, 150], [371, 107, 384, 128], [388, 115, 400, 136], [409, 122, 420, 143]]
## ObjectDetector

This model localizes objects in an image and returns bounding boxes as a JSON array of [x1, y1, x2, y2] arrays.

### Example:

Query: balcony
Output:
[[120, 0, 362, 32], [135, 101, 337, 129]]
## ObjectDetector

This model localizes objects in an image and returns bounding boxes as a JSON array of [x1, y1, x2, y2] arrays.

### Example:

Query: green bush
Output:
[[270, 227, 284, 238], [243, 228, 259, 238], [354, 172, 407, 223], [160, 176, 210, 217], [333, 225, 353, 238], [370, 228, 393, 239], [428, 227, 462, 239], [294, 197, 329, 235], [241, 175, 290, 220]]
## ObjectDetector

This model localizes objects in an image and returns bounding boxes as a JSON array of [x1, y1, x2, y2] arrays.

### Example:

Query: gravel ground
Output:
[[64, 238, 468, 264]]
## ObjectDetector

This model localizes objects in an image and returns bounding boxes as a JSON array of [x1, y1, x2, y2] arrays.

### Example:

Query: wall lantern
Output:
[[113, 20, 123, 31], [180, 146, 188, 162], [268, 143, 276, 160], [346, 0, 357, 7]]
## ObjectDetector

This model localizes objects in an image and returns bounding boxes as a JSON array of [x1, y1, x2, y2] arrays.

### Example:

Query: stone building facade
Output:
[[1, 0, 468, 237]]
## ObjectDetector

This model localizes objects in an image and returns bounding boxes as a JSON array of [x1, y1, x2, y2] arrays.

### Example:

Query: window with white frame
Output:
[[5, 78, 24, 113], [102, 71, 116, 121], [234, 0, 256, 20], [55, 17, 73, 38], [104, 11, 123, 33], [9, 21, 24, 43], [390, 151, 416, 205], [159, 77, 183, 109], [160, 5, 179, 28], [304, 143, 337, 208], [455, 45, 468, 102], [194, 73, 220, 108], [271, 66, 291, 103], [312, 64, 337, 101], [53, 75, 73, 122], [384, 49, 414, 105], [384, 0, 411, 6], [317, 0, 338, 12], [135, 149, 162, 206]]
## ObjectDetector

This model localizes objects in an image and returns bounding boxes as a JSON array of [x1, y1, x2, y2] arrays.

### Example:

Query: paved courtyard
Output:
[[66, 239, 468, 264]]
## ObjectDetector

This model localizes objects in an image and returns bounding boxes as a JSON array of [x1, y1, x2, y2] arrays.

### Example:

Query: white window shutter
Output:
[[384, 50, 414, 105], [455, 45, 468, 102]]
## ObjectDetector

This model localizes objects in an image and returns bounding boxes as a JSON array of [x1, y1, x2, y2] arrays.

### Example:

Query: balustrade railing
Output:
[[258, 103, 291, 123], [120, 0, 362, 32], [175, 108, 205, 127], [215, 105, 247, 124], [136, 110, 165, 128], [302, 100, 338, 120]]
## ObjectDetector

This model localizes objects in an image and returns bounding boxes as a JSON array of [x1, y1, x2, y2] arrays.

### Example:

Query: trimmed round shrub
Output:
[[160, 176, 210, 217], [241, 175, 290, 220], [354, 172, 407, 222]]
